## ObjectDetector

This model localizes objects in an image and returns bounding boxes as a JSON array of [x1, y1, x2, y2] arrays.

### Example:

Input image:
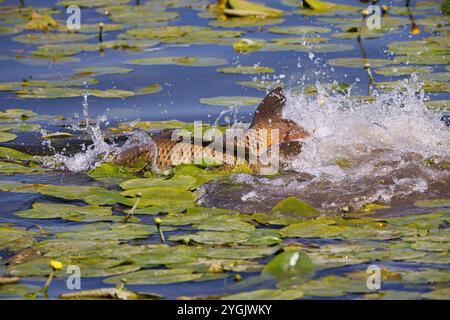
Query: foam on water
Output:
[[283, 76, 449, 178], [206, 76, 450, 212]]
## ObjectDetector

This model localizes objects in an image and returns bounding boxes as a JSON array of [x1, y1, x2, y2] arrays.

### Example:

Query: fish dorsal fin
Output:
[[250, 87, 286, 129]]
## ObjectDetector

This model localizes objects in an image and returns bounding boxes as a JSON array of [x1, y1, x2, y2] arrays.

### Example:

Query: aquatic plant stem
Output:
[[122, 192, 142, 223], [155, 218, 165, 243], [99, 23, 104, 43], [42, 269, 55, 297]]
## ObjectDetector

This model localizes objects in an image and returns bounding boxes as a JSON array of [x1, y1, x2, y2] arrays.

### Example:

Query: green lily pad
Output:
[[236, 80, 283, 91], [88, 163, 137, 184], [262, 250, 314, 282], [0, 147, 33, 160], [425, 100, 450, 110], [13, 32, 95, 44], [0, 161, 47, 174], [0, 224, 36, 252], [104, 268, 202, 285], [74, 66, 133, 76], [121, 186, 196, 208], [394, 55, 450, 65], [294, 275, 371, 297], [233, 38, 265, 53], [294, 0, 359, 16], [134, 84, 163, 96], [56, 223, 156, 241], [170, 230, 250, 245], [120, 175, 197, 191], [199, 96, 261, 107], [0, 283, 40, 299], [209, 17, 284, 28], [217, 65, 274, 74], [0, 132, 17, 143], [224, 0, 284, 18], [127, 56, 228, 67], [415, 199, 450, 208], [99, 5, 179, 24], [271, 197, 320, 217], [243, 228, 282, 246], [192, 215, 255, 232], [16, 202, 121, 222], [222, 288, 303, 300], [16, 88, 135, 99], [328, 58, 394, 68], [376, 80, 450, 93], [269, 26, 331, 35], [422, 288, 450, 300], [59, 0, 131, 7], [120, 25, 244, 45], [374, 66, 434, 76]]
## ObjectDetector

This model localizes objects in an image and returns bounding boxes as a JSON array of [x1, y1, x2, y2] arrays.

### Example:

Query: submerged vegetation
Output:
[[0, 0, 449, 300]]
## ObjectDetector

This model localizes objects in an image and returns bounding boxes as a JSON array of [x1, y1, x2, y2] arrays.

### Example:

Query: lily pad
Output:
[[271, 197, 320, 217], [262, 250, 315, 281], [222, 288, 303, 300], [16, 202, 120, 222], [374, 66, 434, 76], [13, 32, 95, 44], [269, 26, 331, 35], [217, 65, 274, 74], [199, 96, 261, 107], [328, 58, 394, 68], [127, 56, 228, 67], [74, 66, 133, 76], [104, 268, 202, 285], [0, 132, 17, 143]]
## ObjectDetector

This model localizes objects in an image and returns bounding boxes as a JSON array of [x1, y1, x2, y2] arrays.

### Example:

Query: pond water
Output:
[[0, 0, 449, 300]]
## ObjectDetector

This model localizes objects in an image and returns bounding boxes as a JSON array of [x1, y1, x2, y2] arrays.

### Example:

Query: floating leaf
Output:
[[13, 32, 95, 44], [269, 26, 331, 35], [233, 38, 265, 53], [74, 66, 133, 76], [120, 175, 197, 191], [222, 288, 303, 300], [375, 66, 434, 76], [328, 58, 394, 68], [262, 250, 314, 281], [104, 268, 202, 285], [0, 162, 47, 174], [0, 132, 17, 143], [223, 0, 283, 18], [422, 288, 450, 300], [217, 65, 274, 74], [271, 197, 320, 217], [134, 84, 163, 96], [236, 80, 283, 91], [16, 202, 121, 222], [127, 56, 228, 67], [424, 100, 450, 110], [199, 96, 261, 107]]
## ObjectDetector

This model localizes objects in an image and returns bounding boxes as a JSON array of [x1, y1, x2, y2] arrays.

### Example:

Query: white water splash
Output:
[[45, 93, 163, 173], [283, 77, 450, 179]]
